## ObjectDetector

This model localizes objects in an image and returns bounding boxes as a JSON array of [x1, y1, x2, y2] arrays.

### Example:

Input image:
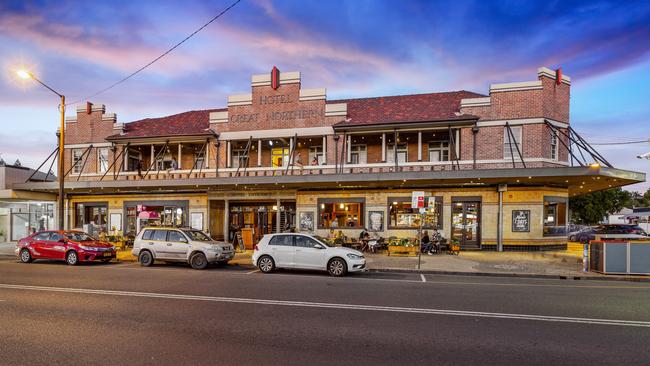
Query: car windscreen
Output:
[[65, 232, 95, 242], [313, 236, 334, 247], [181, 230, 212, 241]]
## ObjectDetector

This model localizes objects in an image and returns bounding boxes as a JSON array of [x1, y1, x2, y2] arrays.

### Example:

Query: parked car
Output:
[[574, 224, 648, 243], [132, 227, 234, 270], [252, 233, 366, 276], [568, 226, 594, 242], [16, 230, 116, 265]]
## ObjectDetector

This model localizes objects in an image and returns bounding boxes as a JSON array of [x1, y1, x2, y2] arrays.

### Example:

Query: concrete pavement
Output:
[[0, 258, 649, 365]]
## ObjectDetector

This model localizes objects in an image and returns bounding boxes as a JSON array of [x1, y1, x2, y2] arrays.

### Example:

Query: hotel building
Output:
[[14, 67, 645, 250]]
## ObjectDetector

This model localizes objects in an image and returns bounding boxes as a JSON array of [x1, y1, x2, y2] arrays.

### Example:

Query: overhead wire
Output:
[[68, 0, 242, 105]]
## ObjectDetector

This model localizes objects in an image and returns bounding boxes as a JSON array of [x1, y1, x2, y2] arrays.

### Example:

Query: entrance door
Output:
[[451, 202, 481, 249]]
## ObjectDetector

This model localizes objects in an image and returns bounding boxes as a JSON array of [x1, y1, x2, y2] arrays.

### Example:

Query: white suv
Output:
[[132, 227, 234, 270], [252, 233, 366, 276]]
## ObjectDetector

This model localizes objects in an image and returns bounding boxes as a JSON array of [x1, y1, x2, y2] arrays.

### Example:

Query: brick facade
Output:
[[62, 67, 573, 182]]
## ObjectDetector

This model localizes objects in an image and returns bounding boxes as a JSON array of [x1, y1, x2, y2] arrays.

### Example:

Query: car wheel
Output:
[[66, 251, 79, 266], [19, 249, 33, 263], [257, 255, 275, 273], [190, 252, 208, 270], [139, 251, 154, 267], [327, 257, 347, 277]]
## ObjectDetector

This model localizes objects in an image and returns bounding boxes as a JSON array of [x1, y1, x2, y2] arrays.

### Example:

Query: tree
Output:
[[569, 188, 631, 224]]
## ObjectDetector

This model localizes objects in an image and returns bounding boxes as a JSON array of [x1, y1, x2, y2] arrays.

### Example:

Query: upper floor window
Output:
[[503, 126, 522, 159], [387, 144, 407, 164], [550, 131, 558, 160], [97, 148, 109, 173], [231, 149, 247, 169], [272, 148, 290, 168], [428, 141, 450, 162], [309, 146, 324, 165], [72, 149, 83, 173], [194, 152, 205, 169], [350, 144, 367, 164]]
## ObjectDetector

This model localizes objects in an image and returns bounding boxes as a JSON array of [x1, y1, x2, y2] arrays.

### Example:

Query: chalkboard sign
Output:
[[512, 210, 530, 232]]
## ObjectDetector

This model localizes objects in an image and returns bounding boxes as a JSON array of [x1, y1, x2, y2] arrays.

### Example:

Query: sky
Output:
[[0, 0, 649, 191]]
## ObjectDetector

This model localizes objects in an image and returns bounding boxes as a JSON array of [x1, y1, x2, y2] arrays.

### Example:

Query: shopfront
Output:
[[124, 200, 189, 234], [228, 201, 296, 244]]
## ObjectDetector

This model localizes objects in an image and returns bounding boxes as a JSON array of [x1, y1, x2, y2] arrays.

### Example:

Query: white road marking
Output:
[[420, 274, 427, 282], [246, 269, 260, 275], [1, 283, 649, 328]]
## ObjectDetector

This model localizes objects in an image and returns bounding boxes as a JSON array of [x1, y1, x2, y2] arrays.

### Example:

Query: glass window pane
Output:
[[142, 230, 154, 240], [269, 235, 293, 246], [295, 235, 319, 248], [168, 231, 186, 242], [152, 230, 168, 241], [318, 201, 364, 229]]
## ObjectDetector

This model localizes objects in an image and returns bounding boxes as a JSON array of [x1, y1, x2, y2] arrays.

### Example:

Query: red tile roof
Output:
[[330, 91, 484, 128], [107, 91, 484, 140], [106, 108, 225, 140]]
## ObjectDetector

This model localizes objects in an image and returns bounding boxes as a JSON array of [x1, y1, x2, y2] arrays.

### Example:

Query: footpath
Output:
[[2, 241, 648, 282]]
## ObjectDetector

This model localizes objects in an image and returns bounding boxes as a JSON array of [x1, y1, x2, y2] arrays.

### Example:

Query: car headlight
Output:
[[346, 253, 364, 260], [80, 245, 95, 251], [110, 246, 117, 251], [205, 246, 221, 252]]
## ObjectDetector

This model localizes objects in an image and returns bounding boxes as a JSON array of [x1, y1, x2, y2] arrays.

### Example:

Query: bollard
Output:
[[582, 243, 589, 272]]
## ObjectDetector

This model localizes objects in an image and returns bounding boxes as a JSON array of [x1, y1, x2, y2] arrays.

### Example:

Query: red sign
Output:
[[271, 66, 280, 90]]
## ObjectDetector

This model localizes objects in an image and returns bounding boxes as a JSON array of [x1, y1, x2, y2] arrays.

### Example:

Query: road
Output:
[[0, 257, 649, 365]]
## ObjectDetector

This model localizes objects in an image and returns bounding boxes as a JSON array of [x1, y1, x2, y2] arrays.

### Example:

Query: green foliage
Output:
[[569, 188, 632, 225]]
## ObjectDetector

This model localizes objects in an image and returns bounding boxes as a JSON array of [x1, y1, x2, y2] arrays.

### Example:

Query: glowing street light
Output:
[[17, 69, 66, 230], [17, 70, 31, 79]]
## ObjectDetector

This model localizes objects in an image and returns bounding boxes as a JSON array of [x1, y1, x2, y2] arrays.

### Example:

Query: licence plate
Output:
[[103, 252, 112, 257]]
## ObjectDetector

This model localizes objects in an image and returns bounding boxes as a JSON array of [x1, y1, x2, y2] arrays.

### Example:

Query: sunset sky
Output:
[[1, 0, 649, 191]]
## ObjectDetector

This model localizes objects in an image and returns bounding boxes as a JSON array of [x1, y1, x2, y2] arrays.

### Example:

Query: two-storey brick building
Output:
[[15, 66, 645, 250]]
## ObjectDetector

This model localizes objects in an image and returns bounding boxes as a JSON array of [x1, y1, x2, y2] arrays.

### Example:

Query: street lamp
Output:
[[17, 70, 66, 230]]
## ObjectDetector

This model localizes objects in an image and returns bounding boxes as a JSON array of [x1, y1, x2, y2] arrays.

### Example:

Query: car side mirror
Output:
[[58, 238, 66, 243]]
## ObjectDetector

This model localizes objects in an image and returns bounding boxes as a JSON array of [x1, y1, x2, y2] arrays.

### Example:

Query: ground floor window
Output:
[[318, 198, 364, 229], [388, 197, 443, 229], [544, 196, 567, 236], [74, 202, 108, 235], [7, 202, 55, 241], [125, 201, 188, 235]]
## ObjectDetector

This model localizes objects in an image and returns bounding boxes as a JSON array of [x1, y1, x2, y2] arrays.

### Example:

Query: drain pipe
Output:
[[497, 184, 507, 252]]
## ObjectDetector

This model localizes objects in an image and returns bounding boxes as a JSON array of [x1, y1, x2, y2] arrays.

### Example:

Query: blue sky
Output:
[[1, 0, 649, 191]]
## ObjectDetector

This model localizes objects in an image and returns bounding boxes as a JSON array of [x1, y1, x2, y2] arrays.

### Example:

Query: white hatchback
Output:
[[252, 233, 366, 276]]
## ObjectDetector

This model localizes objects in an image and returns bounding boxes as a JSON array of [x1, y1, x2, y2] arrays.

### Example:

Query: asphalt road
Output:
[[0, 257, 649, 366]]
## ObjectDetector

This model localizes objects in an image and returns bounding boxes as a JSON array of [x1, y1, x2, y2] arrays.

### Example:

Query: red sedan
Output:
[[16, 230, 116, 265]]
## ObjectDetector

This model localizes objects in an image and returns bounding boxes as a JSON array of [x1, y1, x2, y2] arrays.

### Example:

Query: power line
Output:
[[591, 140, 650, 146], [69, 0, 242, 105]]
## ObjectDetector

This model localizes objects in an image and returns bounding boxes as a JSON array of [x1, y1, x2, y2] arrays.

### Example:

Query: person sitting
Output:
[[328, 229, 336, 240], [359, 228, 370, 240], [420, 230, 435, 255], [311, 157, 319, 166]]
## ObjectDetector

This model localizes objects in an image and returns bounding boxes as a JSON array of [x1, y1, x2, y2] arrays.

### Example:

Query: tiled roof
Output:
[[106, 108, 225, 140], [107, 91, 484, 139], [330, 91, 484, 127]]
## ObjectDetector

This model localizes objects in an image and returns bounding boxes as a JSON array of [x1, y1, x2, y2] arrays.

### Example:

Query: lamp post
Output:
[[18, 70, 66, 230]]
